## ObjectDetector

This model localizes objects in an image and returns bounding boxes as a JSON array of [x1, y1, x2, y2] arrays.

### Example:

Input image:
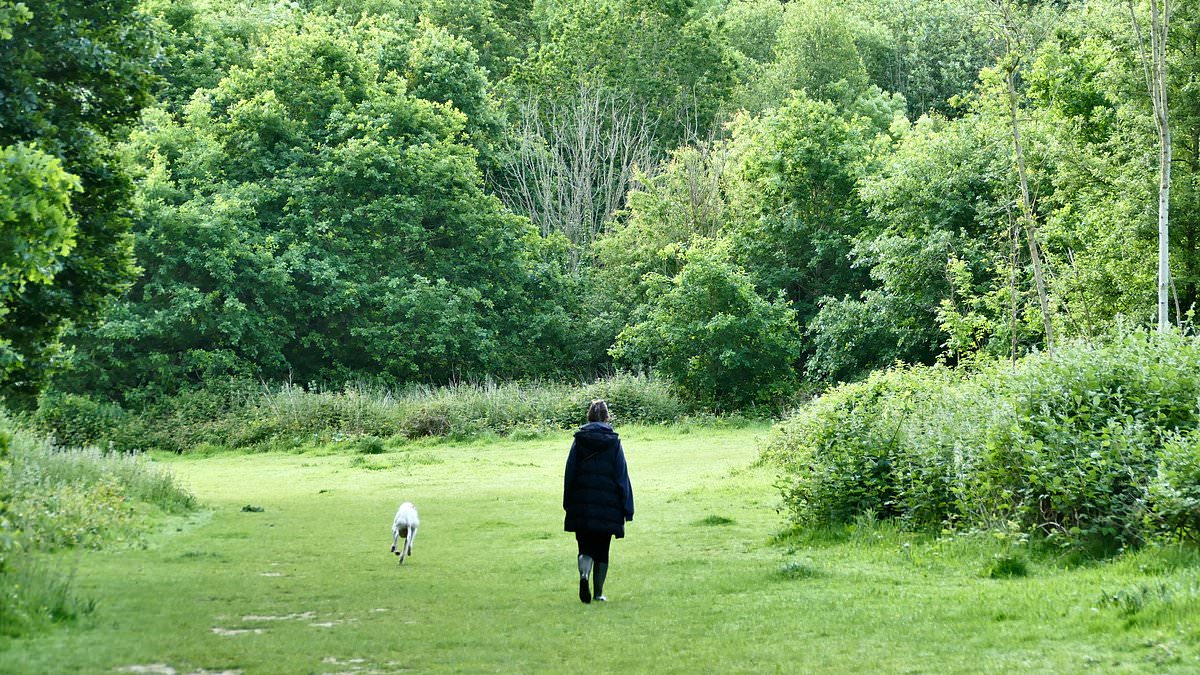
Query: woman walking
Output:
[[563, 400, 634, 604]]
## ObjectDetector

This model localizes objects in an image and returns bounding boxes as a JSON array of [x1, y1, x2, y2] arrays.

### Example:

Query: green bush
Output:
[[1148, 431, 1200, 541], [971, 333, 1199, 551], [765, 366, 961, 529], [767, 330, 1200, 552], [611, 242, 803, 410], [4, 431, 196, 552], [31, 393, 129, 449]]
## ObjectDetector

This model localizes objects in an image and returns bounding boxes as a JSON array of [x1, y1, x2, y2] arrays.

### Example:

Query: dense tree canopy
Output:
[[61, 15, 578, 397], [0, 0, 1192, 408], [0, 0, 156, 405]]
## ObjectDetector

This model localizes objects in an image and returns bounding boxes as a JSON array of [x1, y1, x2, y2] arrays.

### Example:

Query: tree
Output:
[[610, 241, 802, 409], [0, 0, 156, 404], [0, 144, 80, 379], [402, 19, 507, 176], [495, 80, 656, 266], [852, 112, 1011, 371], [735, 0, 873, 114], [847, 0, 999, 118], [991, 0, 1055, 355], [1128, 0, 1173, 330], [725, 89, 905, 322], [589, 142, 730, 353], [61, 16, 576, 398]]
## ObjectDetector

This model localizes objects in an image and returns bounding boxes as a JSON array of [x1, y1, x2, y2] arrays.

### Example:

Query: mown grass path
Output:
[[4, 425, 1199, 673]]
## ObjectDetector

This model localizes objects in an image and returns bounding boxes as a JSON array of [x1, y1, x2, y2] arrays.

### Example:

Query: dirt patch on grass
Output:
[[241, 611, 315, 621], [118, 666, 243, 675], [210, 627, 264, 636]]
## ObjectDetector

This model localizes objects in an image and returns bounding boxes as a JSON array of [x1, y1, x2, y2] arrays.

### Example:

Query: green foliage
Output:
[[315, 0, 528, 79], [1148, 431, 1200, 541], [725, 88, 903, 336], [33, 374, 693, 453], [611, 241, 802, 410], [140, 0, 304, 111], [30, 392, 130, 449], [848, 0, 998, 118], [726, 0, 998, 117], [768, 331, 1200, 552], [15, 0, 1192, 416], [804, 291, 913, 383], [719, 0, 783, 67], [855, 112, 1016, 367], [403, 19, 507, 172], [0, 0, 155, 405], [509, 0, 733, 147], [60, 14, 575, 397], [0, 144, 80, 296], [593, 144, 728, 328], [0, 144, 80, 379], [735, 0, 872, 113], [764, 365, 962, 529], [0, 414, 194, 636], [845, 3, 1168, 369]]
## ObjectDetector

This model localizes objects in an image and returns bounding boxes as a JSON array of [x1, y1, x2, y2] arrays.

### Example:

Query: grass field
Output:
[[4, 425, 1200, 673]]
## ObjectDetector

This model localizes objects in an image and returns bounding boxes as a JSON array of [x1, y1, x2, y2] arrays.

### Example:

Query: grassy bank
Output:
[[0, 419, 195, 637], [2, 425, 1199, 672]]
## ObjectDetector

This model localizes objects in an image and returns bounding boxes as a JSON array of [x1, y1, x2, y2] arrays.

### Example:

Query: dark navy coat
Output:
[[563, 422, 634, 537]]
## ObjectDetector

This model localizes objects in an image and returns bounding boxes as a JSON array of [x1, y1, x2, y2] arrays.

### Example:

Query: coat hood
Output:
[[574, 422, 618, 443]]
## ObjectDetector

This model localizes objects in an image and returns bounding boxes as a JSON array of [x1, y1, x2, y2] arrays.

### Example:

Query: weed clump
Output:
[[984, 554, 1029, 579], [775, 561, 820, 580], [350, 436, 385, 454]]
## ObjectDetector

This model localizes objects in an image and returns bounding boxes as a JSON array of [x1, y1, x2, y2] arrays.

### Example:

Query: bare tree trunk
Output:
[[1130, 0, 1172, 331], [493, 80, 657, 270], [1008, 206, 1020, 367], [1066, 249, 1096, 339], [1006, 66, 1054, 355], [995, 0, 1054, 356], [1154, 0, 1172, 332]]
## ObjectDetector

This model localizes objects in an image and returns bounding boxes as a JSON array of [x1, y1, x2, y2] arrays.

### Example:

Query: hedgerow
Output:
[[765, 330, 1200, 553], [32, 373, 706, 454]]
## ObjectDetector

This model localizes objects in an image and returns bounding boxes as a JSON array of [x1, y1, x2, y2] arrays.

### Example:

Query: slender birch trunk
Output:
[[1153, 0, 1172, 332], [1130, 0, 1172, 331]]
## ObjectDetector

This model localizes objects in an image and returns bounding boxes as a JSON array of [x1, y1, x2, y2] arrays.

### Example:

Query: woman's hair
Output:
[[587, 399, 610, 423]]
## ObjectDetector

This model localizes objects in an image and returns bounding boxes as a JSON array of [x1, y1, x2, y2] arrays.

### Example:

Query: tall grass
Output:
[[0, 417, 196, 636], [35, 373, 705, 453], [244, 372, 690, 440]]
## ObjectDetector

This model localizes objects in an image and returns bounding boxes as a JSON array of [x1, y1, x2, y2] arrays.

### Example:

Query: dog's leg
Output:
[[398, 527, 408, 564], [406, 525, 416, 559], [391, 526, 400, 555]]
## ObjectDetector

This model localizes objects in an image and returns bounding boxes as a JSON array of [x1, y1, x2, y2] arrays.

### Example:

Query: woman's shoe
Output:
[[578, 555, 593, 604]]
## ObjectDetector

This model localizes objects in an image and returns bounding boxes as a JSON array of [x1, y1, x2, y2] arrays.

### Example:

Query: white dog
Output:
[[390, 502, 419, 564]]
